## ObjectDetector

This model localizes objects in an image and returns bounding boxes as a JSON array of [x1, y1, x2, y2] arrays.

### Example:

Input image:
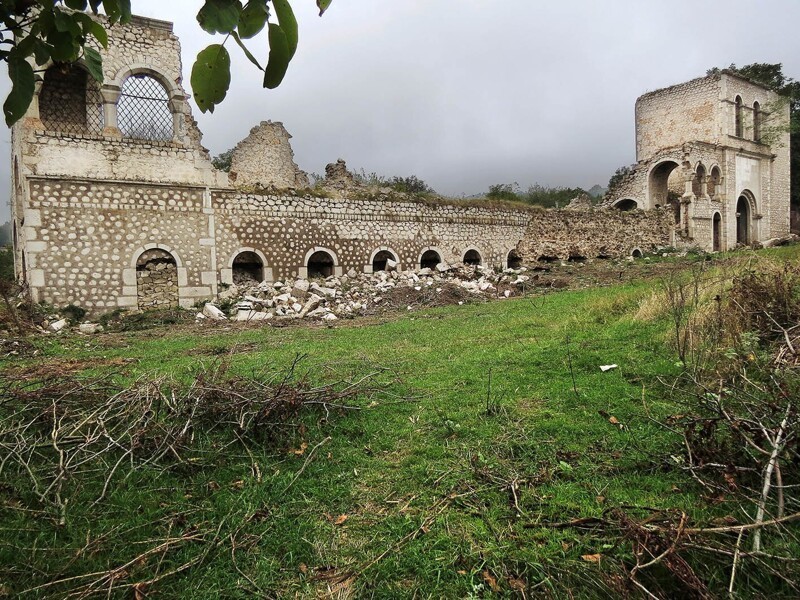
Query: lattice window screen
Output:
[[39, 65, 103, 136], [118, 75, 173, 141]]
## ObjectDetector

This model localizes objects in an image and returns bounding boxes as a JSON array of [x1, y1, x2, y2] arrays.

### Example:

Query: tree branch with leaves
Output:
[[0, 0, 333, 127]]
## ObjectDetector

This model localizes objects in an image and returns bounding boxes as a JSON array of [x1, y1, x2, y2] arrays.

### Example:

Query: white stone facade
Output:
[[605, 72, 792, 251]]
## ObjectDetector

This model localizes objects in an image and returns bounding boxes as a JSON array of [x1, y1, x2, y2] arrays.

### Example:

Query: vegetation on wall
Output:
[[486, 182, 591, 208]]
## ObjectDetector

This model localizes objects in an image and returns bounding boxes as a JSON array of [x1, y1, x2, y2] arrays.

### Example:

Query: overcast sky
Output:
[[3, 0, 800, 221]]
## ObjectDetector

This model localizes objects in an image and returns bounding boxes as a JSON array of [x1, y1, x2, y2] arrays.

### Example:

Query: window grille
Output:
[[39, 64, 103, 136], [118, 75, 173, 141]]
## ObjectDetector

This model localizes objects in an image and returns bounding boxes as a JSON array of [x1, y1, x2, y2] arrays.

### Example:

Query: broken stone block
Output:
[[48, 319, 68, 333], [203, 303, 228, 320], [291, 302, 303, 313], [418, 268, 432, 276], [322, 313, 338, 322], [385, 259, 398, 271], [292, 279, 310, 296], [79, 323, 103, 334], [300, 294, 323, 316], [436, 262, 452, 273]]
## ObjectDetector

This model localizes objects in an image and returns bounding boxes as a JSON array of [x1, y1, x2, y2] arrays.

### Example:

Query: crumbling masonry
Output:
[[9, 16, 791, 314]]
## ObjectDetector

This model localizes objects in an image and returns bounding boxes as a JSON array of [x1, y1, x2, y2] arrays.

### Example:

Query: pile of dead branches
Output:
[[0, 356, 394, 518]]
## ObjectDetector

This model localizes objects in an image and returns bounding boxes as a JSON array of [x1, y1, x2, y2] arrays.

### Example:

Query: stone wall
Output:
[[636, 76, 720, 161], [517, 208, 673, 262], [22, 174, 683, 314], [229, 121, 309, 189]]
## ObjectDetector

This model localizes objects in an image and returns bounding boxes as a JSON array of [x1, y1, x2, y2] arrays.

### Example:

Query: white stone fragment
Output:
[[79, 323, 103, 334], [48, 319, 68, 333], [202, 303, 227, 320]]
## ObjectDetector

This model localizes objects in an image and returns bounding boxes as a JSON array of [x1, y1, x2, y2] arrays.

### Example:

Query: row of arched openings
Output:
[[39, 63, 173, 140], [134, 246, 522, 309]]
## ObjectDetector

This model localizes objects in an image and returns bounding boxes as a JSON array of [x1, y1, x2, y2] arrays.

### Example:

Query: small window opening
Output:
[[709, 167, 721, 200], [735, 95, 743, 138], [507, 250, 523, 269], [307, 251, 335, 278], [39, 64, 103, 136], [420, 250, 442, 270], [118, 74, 173, 141], [372, 250, 396, 272], [753, 101, 761, 142], [463, 249, 482, 266], [712, 213, 722, 252], [631, 248, 643, 259], [232, 251, 264, 284], [692, 164, 706, 198]]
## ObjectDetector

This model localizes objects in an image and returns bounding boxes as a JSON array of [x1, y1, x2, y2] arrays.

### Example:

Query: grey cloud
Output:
[[3, 0, 800, 219]]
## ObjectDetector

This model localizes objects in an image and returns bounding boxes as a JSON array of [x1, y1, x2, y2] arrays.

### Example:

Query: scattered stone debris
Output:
[[204, 263, 537, 324]]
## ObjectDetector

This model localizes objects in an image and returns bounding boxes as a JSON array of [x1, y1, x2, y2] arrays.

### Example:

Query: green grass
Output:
[[2, 247, 799, 598]]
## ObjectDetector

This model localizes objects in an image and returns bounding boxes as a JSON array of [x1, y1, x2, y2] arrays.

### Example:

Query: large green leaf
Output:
[[272, 0, 297, 59], [263, 23, 290, 89], [84, 47, 104, 83], [47, 29, 80, 62], [75, 12, 108, 47], [191, 44, 231, 113], [4, 56, 35, 126], [197, 0, 243, 35], [317, 0, 333, 16], [237, 1, 268, 39]]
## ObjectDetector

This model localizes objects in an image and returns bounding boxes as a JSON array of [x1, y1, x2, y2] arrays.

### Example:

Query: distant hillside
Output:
[[588, 184, 607, 198]]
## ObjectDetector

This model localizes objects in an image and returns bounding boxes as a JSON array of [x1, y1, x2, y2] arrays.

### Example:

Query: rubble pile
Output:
[[197, 262, 536, 323]]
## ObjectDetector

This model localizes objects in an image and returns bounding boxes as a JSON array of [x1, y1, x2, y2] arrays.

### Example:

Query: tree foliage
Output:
[[607, 164, 633, 193], [486, 182, 588, 208], [0, 1, 333, 126]]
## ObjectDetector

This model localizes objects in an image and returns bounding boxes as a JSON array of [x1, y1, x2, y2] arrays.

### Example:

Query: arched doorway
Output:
[[372, 249, 397, 272], [232, 251, 264, 284], [736, 195, 751, 245], [307, 250, 336, 278], [463, 249, 482, 266], [420, 249, 442, 269], [649, 161, 683, 219], [712, 213, 722, 251], [136, 249, 178, 310]]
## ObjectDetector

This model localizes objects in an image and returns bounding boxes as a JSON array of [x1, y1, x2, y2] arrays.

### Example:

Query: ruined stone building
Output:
[[604, 72, 792, 250], [8, 15, 790, 315]]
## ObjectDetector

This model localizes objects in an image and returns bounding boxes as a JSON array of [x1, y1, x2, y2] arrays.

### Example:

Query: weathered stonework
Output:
[[8, 16, 787, 315], [604, 72, 792, 251], [229, 121, 309, 189]]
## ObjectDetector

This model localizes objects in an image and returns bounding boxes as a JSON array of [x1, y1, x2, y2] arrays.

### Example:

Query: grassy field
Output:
[[1, 247, 799, 598]]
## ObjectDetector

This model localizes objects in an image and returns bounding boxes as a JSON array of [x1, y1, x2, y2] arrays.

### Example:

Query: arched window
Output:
[[753, 101, 761, 142], [118, 74, 173, 140], [734, 96, 743, 138], [232, 251, 264, 284], [692, 163, 706, 198], [708, 166, 721, 200], [307, 250, 335, 278], [613, 198, 638, 211], [39, 63, 103, 135], [420, 249, 441, 269], [371, 249, 397, 272], [463, 249, 482, 266]]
